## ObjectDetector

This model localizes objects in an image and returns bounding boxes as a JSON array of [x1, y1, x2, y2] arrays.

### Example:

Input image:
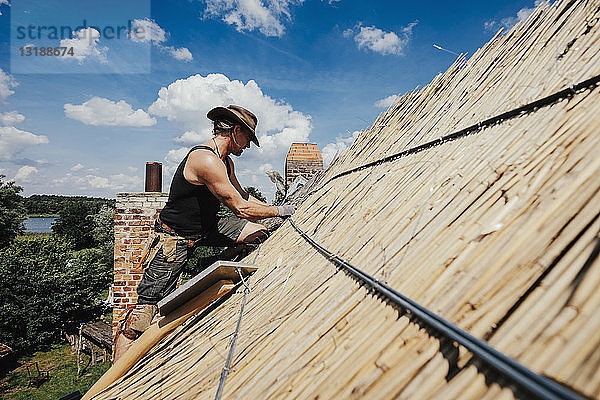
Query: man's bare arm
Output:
[[248, 195, 268, 205], [186, 152, 278, 219], [226, 157, 270, 206]]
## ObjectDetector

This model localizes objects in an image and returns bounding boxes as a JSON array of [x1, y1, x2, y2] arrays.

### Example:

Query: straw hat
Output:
[[207, 105, 259, 147]]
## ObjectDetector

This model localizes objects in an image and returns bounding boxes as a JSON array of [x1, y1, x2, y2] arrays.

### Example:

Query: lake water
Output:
[[24, 217, 57, 233]]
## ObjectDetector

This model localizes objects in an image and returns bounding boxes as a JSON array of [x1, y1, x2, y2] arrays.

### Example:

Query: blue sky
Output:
[[0, 0, 542, 200]]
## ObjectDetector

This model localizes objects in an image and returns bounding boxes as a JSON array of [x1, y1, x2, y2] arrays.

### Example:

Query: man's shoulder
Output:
[[188, 146, 216, 162], [187, 147, 225, 175]]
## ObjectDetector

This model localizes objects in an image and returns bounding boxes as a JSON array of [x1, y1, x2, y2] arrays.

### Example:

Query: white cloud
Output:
[[163, 147, 190, 176], [204, 0, 304, 37], [149, 73, 312, 198], [0, 111, 25, 126], [85, 173, 142, 190], [128, 18, 193, 61], [169, 47, 193, 61], [127, 166, 138, 172], [59, 27, 108, 63], [374, 94, 398, 109], [321, 130, 360, 167], [0, 0, 9, 16], [0, 68, 17, 100], [52, 172, 143, 191], [129, 18, 168, 43], [350, 22, 418, 56], [14, 166, 38, 182], [174, 130, 205, 145], [64, 97, 156, 127], [237, 162, 274, 185], [485, 1, 542, 32], [342, 28, 353, 38], [70, 163, 84, 171], [483, 20, 498, 31], [0, 126, 48, 161]]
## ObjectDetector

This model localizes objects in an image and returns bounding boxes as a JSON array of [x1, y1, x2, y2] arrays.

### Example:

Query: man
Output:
[[115, 105, 295, 357]]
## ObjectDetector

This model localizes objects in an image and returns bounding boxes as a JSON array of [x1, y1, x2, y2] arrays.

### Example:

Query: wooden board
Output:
[[157, 261, 258, 316]]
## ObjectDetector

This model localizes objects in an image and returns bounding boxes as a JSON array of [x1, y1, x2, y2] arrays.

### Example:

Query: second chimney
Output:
[[145, 162, 162, 192]]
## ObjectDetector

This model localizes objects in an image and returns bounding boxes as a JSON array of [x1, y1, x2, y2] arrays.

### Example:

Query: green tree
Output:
[[244, 186, 267, 203], [52, 201, 98, 250], [92, 205, 115, 266], [22, 194, 114, 217], [273, 190, 285, 205], [0, 236, 111, 354], [92, 205, 114, 245], [0, 175, 26, 248]]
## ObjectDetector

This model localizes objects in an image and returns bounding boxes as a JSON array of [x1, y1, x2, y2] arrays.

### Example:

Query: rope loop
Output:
[[236, 267, 251, 294]]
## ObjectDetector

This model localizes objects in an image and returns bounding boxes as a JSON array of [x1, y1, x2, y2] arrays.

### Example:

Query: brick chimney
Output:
[[285, 143, 323, 190], [112, 163, 168, 343]]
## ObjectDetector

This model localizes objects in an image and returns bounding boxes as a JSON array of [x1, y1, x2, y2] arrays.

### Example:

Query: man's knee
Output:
[[237, 222, 269, 244], [121, 304, 157, 340], [244, 229, 269, 244]]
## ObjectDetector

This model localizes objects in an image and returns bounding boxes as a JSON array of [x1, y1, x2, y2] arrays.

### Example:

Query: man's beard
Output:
[[230, 133, 244, 156]]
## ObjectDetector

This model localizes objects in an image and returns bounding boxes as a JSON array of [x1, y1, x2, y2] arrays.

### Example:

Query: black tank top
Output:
[[159, 145, 232, 236]]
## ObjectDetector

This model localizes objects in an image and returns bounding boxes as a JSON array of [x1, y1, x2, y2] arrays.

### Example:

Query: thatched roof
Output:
[[93, 1, 600, 398]]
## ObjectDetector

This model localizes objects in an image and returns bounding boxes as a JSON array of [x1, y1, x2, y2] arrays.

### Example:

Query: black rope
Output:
[[311, 74, 600, 195], [288, 218, 585, 400]]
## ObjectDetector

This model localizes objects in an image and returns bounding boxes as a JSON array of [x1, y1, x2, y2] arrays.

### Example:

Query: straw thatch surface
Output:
[[94, 1, 600, 398]]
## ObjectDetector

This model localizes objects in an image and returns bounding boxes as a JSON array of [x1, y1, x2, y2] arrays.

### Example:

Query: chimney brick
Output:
[[285, 143, 324, 189], [112, 192, 168, 348]]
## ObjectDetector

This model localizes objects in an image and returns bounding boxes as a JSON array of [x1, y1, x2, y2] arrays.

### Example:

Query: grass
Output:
[[20, 232, 52, 237], [0, 344, 110, 400]]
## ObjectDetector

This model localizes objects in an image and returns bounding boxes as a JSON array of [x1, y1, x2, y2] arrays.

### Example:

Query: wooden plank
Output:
[[158, 261, 257, 316], [84, 280, 235, 400]]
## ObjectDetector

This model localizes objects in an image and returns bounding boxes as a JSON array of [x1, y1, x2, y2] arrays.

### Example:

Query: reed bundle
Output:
[[93, 1, 600, 398]]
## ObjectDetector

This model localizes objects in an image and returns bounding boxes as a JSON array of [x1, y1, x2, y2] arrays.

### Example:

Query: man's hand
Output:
[[277, 204, 296, 217]]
